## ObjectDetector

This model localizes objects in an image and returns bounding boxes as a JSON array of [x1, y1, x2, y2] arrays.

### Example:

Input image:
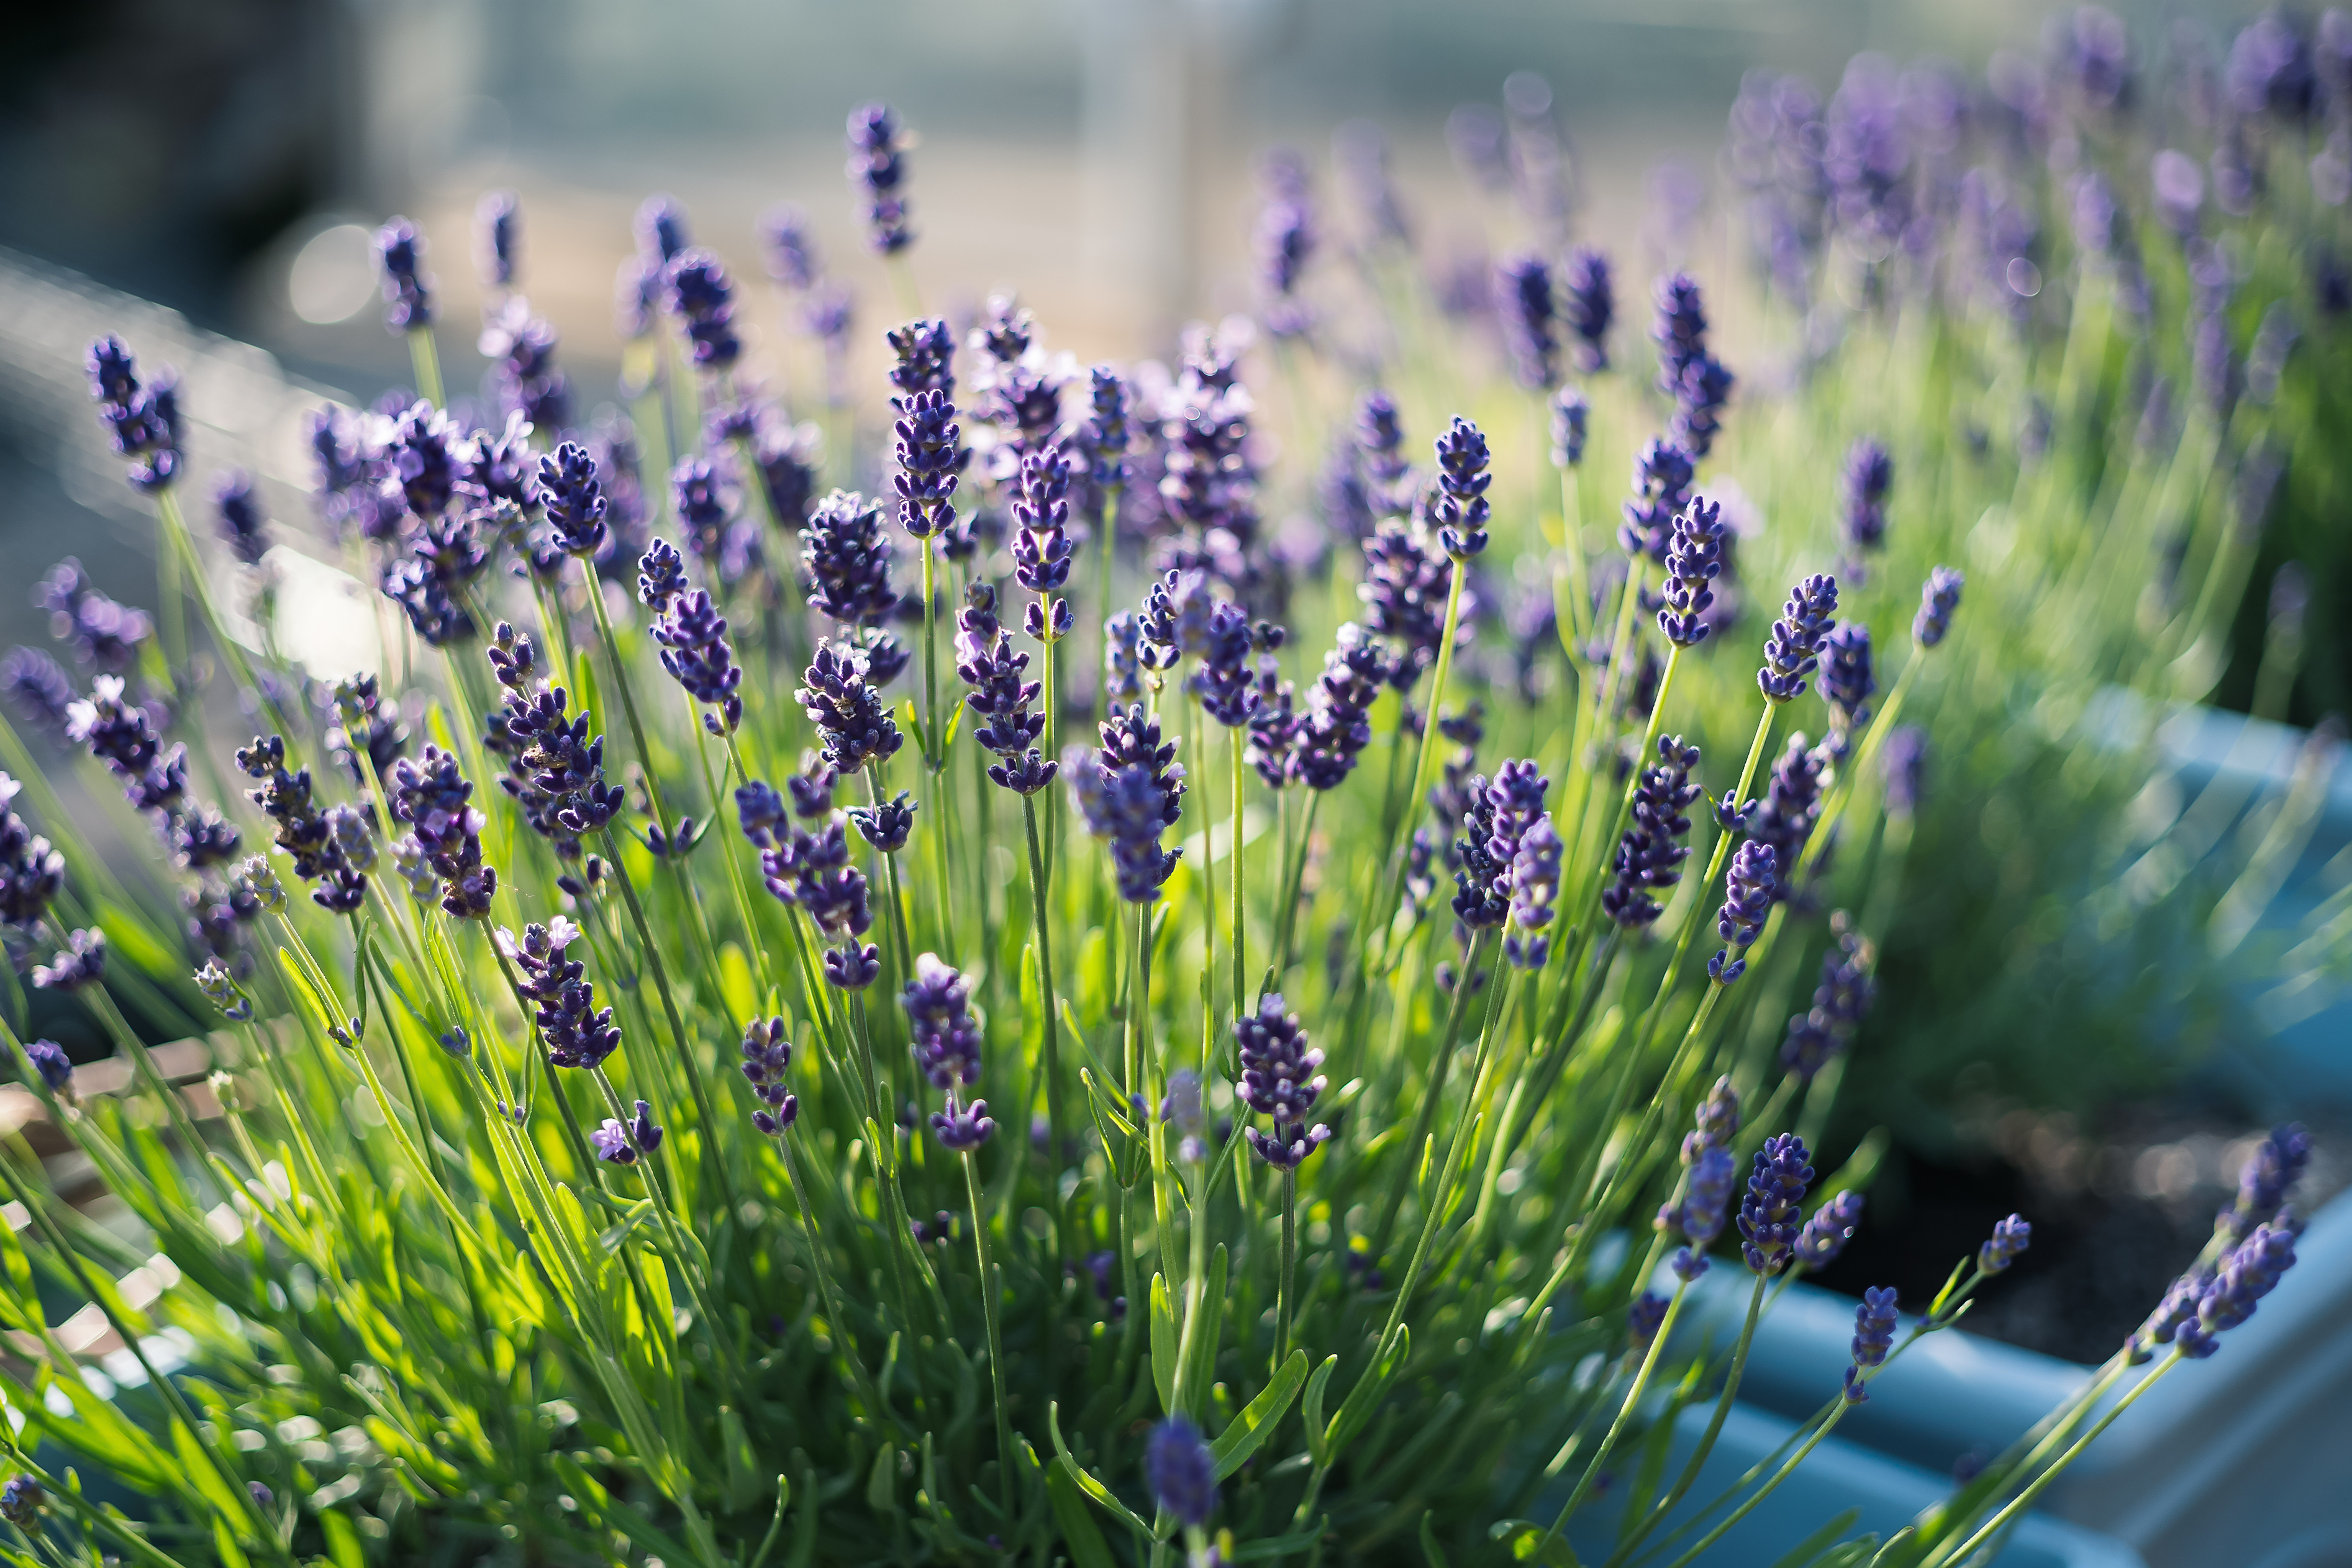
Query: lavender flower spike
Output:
[[376, 217, 434, 333], [1845, 1285, 1899, 1402], [1710, 841, 1776, 982], [740, 1017, 800, 1135], [1604, 735, 1701, 929], [847, 102, 914, 255], [2223, 1123, 2312, 1240], [1977, 1214, 2032, 1274], [538, 442, 607, 558], [2178, 1223, 2298, 1359], [1738, 1133, 1814, 1274], [1432, 416, 1492, 560], [1758, 574, 1839, 704], [1563, 247, 1614, 372], [1914, 565, 1964, 648], [1235, 993, 1330, 1169], [504, 918, 620, 1071], [1145, 1416, 1217, 1527], [1794, 1190, 1864, 1270], [1658, 494, 1727, 648], [1495, 253, 1559, 390]]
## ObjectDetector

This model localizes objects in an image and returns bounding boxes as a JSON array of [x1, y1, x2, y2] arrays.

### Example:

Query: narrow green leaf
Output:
[[1765, 1508, 1864, 1568], [866, 1442, 896, 1516], [1302, 1354, 1338, 1467], [1231, 1526, 1330, 1561], [321, 1510, 365, 1568], [1325, 1325, 1409, 1460], [1045, 1458, 1119, 1568], [1150, 1273, 1177, 1415], [1420, 1511, 1453, 1568], [1211, 1349, 1309, 1480], [1047, 1402, 1155, 1538], [1184, 1244, 1228, 1421]]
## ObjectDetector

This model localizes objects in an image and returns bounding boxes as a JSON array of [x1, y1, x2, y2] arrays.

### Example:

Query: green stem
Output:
[[963, 1148, 1017, 1513], [407, 326, 444, 407], [1021, 795, 1071, 1258]]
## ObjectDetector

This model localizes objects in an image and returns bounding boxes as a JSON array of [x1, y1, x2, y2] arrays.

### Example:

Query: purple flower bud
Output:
[[1819, 623, 1875, 733], [930, 1092, 994, 1149], [1977, 1213, 2032, 1274], [1738, 1133, 1814, 1274], [19, 1037, 71, 1093], [375, 217, 434, 332], [796, 640, 902, 774], [1605, 735, 1702, 930], [538, 442, 607, 558], [1759, 574, 1839, 704], [1914, 565, 1964, 647], [1710, 842, 1776, 982], [1658, 494, 1727, 648], [1237, 994, 1330, 1169], [847, 103, 915, 256], [1563, 247, 1614, 372], [1432, 417, 1492, 559], [759, 204, 819, 289], [742, 1016, 801, 1135], [1495, 253, 1558, 390], [1795, 1190, 1864, 1270], [1845, 1284, 1899, 1402], [1146, 1417, 1217, 1527], [1628, 1290, 1670, 1349], [1841, 438, 1892, 558], [1550, 386, 1589, 469], [1620, 438, 1696, 566]]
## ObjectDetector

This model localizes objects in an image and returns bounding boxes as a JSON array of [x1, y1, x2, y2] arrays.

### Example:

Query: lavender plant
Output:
[[0, 25, 2342, 1568]]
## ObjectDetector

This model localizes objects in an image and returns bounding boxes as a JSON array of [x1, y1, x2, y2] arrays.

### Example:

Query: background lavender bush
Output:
[[0, 7, 2342, 1566]]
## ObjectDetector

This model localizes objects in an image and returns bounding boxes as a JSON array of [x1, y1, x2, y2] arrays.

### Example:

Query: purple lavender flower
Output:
[[1978, 1214, 2032, 1274], [1819, 623, 1874, 733], [892, 387, 965, 542], [31, 927, 106, 992], [1356, 390, 1412, 520], [389, 746, 497, 918], [504, 918, 619, 1069], [0, 1475, 41, 1528], [538, 442, 606, 558], [2223, 1123, 2312, 1241], [846, 103, 914, 255], [1236, 994, 1330, 1169], [1146, 1417, 1217, 1527], [475, 190, 519, 288], [759, 204, 818, 289], [887, 317, 955, 399], [956, 583, 1056, 795], [1668, 1144, 1739, 1264], [1071, 712, 1185, 903], [1759, 574, 1840, 704], [1882, 726, 1927, 816], [1563, 247, 1614, 372], [1012, 445, 1078, 609], [1844, 1285, 1899, 1402], [1187, 599, 1261, 728], [1604, 735, 1702, 929], [635, 194, 689, 265], [214, 471, 270, 568], [1620, 438, 1696, 566], [375, 218, 434, 332], [1743, 736, 1825, 904], [1914, 565, 1964, 648], [0, 778, 63, 931], [650, 581, 745, 737], [615, 256, 661, 339], [1505, 815, 1563, 968], [1289, 623, 1391, 789], [17, 1032, 73, 1094], [1658, 494, 1727, 648], [2, 647, 77, 740], [665, 248, 742, 371], [1495, 253, 1558, 390], [1653, 271, 1710, 394], [796, 641, 902, 774], [591, 1100, 663, 1165], [1359, 524, 1456, 689], [479, 297, 570, 431], [83, 336, 181, 493], [905, 953, 982, 1091], [388, 401, 459, 520], [1081, 366, 1130, 504], [1432, 417, 1492, 560], [740, 1016, 801, 1135], [1738, 1134, 1814, 1274], [1796, 1190, 1865, 1271], [1550, 386, 1589, 469], [851, 791, 916, 853], [1451, 779, 1510, 933], [39, 561, 151, 673], [1841, 438, 1892, 558], [1628, 1291, 1670, 1349], [801, 489, 901, 635], [1255, 155, 1315, 338], [1780, 925, 1874, 1083], [1710, 841, 1777, 982], [931, 1094, 994, 1150], [2179, 1222, 2297, 1359]]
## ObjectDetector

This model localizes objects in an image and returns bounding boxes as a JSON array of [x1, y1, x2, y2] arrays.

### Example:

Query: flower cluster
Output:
[[905, 954, 992, 1149], [846, 102, 914, 255], [1563, 247, 1614, 372], [892, 386, 965, 542], [1430, 416, 1492, 559], [1070, 704, 1185, 904], [796, 641, 904, 775], [800, 491, 906, 680], [1653, 273, 1734, 458], [1359, 522, 1460, 690], [1841, 438, 1892, 561], [504, 918, 620, 1070], [234, 732, 365, 912], [388, 746, 497, 919], [1658, 494, 1728, 648], [1794, 1190, 1865, 1271], [1604, 735, 1703, 929], [1620, 437, 1696, 566], [956, 583, 1055, 795], [38, 560, 151, 673], [739, 1017, 800, 1136], [538, 442, 607, 558], [1710, 840, 1777, 982], [665, 248, 742, 371], [1843, 1286, 1899, 1403], [1012, 445, 1078, 640], [740, 784, 878, 989], [1737, 1133, 1815, 1274], [1779, 922, 1876, 1082], [591, 1101, 664, 1166], [375, 218, 433, 331], [1494, 253, 1558, 390], [1915, 564, 1965, 647], [1819, 623, 1875, 736], [0, 777, 64, 932], [1289, 623, 1391, 791], [1235, 994, 1330, 1169], [1758, 574, 1840, 704], [486, 627, 625, 861], [84, 336, 182, 494]]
